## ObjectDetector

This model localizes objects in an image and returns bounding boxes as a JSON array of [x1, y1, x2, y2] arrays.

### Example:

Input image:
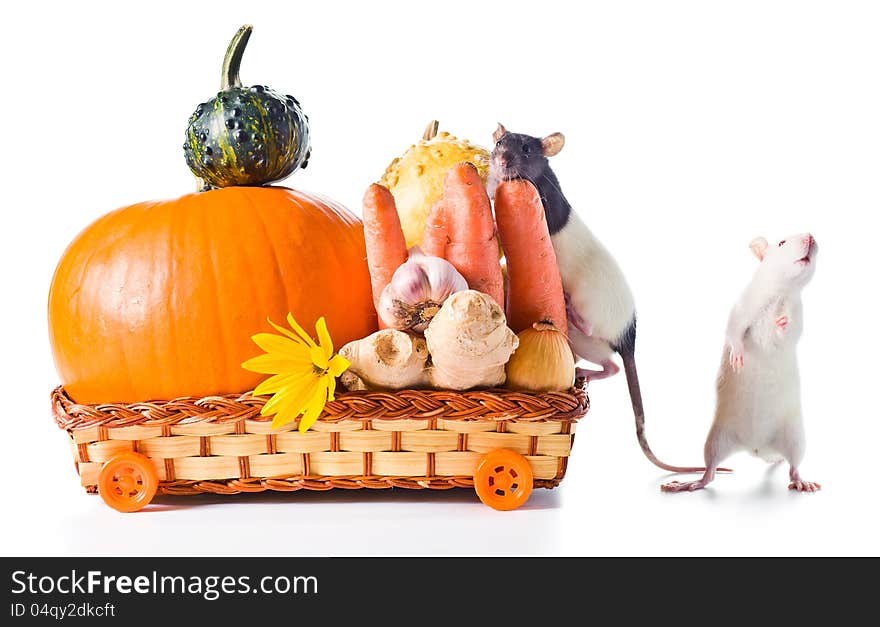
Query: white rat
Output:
[[662, 233, 820, 493], [490, 124, 711, 473]]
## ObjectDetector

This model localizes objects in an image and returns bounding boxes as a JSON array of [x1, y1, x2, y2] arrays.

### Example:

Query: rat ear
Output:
[[493, 123, 507, 143], [749, 237, 769, 261], [541, 133, 565, 157]]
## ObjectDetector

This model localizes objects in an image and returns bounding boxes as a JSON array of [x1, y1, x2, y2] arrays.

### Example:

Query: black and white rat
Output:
[[662, 234, 820, 493], [489, 123, 707, 473]]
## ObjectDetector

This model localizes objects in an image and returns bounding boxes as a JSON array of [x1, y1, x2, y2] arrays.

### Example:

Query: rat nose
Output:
[[496, 157, 507, 168], [804, 233, 814, 247]]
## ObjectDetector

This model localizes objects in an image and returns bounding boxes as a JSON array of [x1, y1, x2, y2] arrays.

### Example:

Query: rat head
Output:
[[490, 123, 564, 182], [749, 233, 818, 288]]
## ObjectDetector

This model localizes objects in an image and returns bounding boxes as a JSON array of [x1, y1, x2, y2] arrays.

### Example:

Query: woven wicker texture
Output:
[[53, 383, 589, 496]]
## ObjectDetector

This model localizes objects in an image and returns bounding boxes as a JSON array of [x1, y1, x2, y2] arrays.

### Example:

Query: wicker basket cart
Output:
[[53, 381, 588, 512]]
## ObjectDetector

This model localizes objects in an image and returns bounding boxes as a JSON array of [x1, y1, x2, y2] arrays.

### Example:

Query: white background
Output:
[[1, 0, 877, 556]]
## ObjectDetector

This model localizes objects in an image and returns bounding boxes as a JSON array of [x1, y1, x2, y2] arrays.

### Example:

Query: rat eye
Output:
[[495, 140, 502, 147], [522, 144, 530, 154], [778, 240, 786, 247]]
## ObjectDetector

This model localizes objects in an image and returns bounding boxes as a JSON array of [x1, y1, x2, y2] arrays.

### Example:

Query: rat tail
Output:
[[617, 321, 711, 474]]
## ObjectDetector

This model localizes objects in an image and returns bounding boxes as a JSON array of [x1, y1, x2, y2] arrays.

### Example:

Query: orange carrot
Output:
[[441, 163, 505, 308], [494, 179, 567, 333], [362, 184, 408, 319], [421, 199, 447, 258]]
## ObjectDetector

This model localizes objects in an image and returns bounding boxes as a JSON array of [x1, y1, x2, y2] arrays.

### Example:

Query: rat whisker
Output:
[[542, 172, 564, 196]]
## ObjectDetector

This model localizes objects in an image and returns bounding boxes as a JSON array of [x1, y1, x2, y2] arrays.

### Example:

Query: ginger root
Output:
[[338, 290, 518, 392], [424, 289, 519, 390], [338, 329, 430, 391]]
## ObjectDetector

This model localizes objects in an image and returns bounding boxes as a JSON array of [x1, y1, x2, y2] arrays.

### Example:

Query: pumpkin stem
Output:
[[422, 120, 439, 141], [222, 24, 253, 90]]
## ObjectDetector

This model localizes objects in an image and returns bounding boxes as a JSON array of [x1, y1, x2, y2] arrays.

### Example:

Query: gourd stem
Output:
[[422, 120, 439, 141], [221, 24, 253, 90]]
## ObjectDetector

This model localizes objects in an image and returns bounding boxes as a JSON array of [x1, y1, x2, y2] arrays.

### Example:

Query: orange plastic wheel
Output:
[[474, 449, 534, 511], [97, 452, 158, 513]]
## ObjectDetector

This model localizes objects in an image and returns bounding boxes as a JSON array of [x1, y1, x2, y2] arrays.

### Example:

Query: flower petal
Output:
[[268, 378, 319, 429], [298, 383, 329, 433], [250, 333, 311, 359], [286, 313, 317, 348], [252, 371, 311, 397], [242, 352, 312, 375], [269, 399, 298, 430], [310, 345, 329, 370], [328, 354, 351, 377], [264, 375, 321, 427], [261, 389, 291, 418], [267, 318, 306, 344], [325, 373, 337, 403], [271, 405, 298, 430], [261, 374, 317, 417], [315, 317, 333, 359]]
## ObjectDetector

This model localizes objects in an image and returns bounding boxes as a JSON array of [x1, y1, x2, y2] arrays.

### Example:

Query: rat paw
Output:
[[576, 361, 619, 382], [728, 346, 745, 372], [661, 480, 706, 493], [788, 479, 821, 493], [565, 292, 593, 336], [775, 315, 789, 334]]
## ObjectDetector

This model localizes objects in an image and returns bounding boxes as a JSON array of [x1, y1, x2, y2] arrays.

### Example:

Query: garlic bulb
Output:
[[378, 247, 468, 333], [505, 323, 575, 392]]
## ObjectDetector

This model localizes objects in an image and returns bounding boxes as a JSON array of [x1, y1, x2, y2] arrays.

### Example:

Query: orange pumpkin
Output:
[[48, 186, 377, 404]]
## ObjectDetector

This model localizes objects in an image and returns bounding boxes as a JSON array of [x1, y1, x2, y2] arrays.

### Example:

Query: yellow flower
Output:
[[242, 314, 351, 432]]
